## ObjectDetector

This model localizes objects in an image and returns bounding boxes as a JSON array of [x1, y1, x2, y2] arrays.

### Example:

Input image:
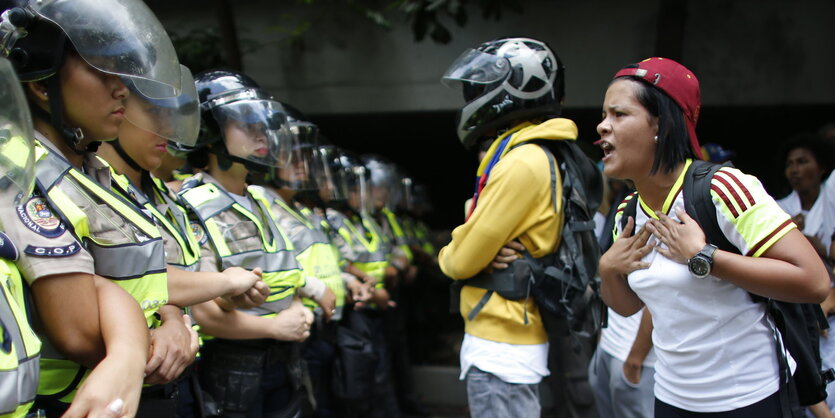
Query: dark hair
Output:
[[616, 76, 696, 175], [780, 132, 834, 180]]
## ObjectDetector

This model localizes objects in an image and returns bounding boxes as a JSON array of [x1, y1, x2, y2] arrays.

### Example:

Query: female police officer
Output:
[[0, 0, 197, 415]]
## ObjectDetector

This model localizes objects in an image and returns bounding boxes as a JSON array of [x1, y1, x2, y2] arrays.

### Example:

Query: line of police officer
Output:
[[0, 0, 438, 417]]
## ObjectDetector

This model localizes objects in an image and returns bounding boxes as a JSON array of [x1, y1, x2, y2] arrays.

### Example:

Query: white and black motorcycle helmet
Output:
[[442, 37, 565, 150]]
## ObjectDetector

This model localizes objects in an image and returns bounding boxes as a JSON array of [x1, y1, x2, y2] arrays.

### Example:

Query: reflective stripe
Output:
[[32, 142, 168, 404], [247, 187, 293, 251], [221, 249, 297, 275], [381, 208, 413, 261], [272, 198, 313, 229], [87, 240, 167, 280], [262, 197, 347, 316], [34, 147, 69, 191], [345, 214, 389, 282], [179, 181, 304, 315], [152, 178, 201, 268], [0, 261, 40, 415], [108, 171, 201, 270], [0, 356, 38, 415], [185, 184, 236, 221], [240, 293, 294, 317]]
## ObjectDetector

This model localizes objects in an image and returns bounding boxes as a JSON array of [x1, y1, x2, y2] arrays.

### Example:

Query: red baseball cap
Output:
[[614, 57, 702, 158]]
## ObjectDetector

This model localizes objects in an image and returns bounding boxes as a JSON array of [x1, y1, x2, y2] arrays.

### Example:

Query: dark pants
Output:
[[654, 391, 781, 418], [303, 335, 336, 418], [339, 310, 401, 418], [198, 340, 297, 418]]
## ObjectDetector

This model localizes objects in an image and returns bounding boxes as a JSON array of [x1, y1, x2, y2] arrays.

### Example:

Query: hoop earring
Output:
[[653, 135, 658, 144]]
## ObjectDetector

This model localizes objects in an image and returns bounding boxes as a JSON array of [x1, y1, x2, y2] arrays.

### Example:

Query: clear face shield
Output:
[[441, 48, 511, 102], [276, 122, 324, 191], [364, 158, 400, 212], [314, 145, 348, 203], [30, 0, 183, 99], [0, 58, 36, 210], [212, 99, 296, 169], [124, 65, 200, 147]]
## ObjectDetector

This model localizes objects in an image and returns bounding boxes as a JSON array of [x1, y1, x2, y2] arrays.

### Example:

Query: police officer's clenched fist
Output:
[[271, 297, 314, 342]]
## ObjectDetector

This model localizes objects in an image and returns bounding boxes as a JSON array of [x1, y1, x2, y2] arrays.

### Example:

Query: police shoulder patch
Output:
[[24, 243, 81, 258], [0, 231, 20, 261], [17, 196, 66, 238]]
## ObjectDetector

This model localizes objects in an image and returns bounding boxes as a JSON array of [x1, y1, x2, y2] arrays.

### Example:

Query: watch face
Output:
[[689, 256, 710, 277]]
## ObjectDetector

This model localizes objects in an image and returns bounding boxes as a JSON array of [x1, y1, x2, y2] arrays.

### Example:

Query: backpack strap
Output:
[[617, 191, 640, 235], [459, 143, 559, 323], [683, 160, 810, 417], [682, 160, 736, 253]]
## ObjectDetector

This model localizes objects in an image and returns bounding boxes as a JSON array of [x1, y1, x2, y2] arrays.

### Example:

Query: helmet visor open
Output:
[[441, 48, 510, 91], [124, 65, 200, 147], [34, 0, 182, 99]]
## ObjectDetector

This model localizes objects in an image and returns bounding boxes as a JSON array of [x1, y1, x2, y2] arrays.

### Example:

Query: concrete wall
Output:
[[148, 0, 835, 115]]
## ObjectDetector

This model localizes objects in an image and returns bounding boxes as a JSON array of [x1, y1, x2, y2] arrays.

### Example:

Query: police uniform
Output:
[[378, 207, 413, 267], [3, 135, 169, 410], [256, 190, 350, 417], [107, 168, 201, 272], [258, 188, 346, 320], [325, 209, 389, 285], [177, 172, 306, 417]]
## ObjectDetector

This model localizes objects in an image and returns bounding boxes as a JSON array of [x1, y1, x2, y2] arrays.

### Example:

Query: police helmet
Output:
[[194, 69, 295, 172], [1, 0, 184, 152], [362, 154, 400, 211], [269, 102, 324, 192]]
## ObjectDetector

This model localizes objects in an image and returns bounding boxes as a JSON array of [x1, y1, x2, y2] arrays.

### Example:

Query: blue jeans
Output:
[[588, 348, 655, 418], [465, 367, 540, 418]]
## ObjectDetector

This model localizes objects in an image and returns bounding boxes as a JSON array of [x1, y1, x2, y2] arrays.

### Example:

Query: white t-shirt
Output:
[[613, 162, 796, 412], [459, 333, 550, 384], [598, 308, 656, 367], [777, 189, 834, 255]]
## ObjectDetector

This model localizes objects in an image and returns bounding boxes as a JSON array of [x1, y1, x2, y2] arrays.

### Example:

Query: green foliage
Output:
[[266, 0, 523, 46], [169, 27, 261, 73], [397, 0, 524, 44]]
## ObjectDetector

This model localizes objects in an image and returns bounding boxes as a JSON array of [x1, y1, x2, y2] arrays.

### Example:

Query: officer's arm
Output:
[[31, 272, 106, 367], [64, 276, 148, 418], [165, 265, 262, 307], [191, 297, 309, 341]]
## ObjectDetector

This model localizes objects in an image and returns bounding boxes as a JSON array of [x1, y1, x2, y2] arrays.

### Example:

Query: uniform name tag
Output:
[[24, 243, 80, 258]]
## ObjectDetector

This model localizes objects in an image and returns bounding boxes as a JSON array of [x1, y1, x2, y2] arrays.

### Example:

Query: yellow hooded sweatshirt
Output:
[[440, 118, 577, 345]]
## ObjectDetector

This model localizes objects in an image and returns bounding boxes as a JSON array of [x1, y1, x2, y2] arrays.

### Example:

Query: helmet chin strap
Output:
[[40, 36, 98, 155], [111, 138, 154, 193], [111, 138, 144, 172], [210, 141, 271, 174]]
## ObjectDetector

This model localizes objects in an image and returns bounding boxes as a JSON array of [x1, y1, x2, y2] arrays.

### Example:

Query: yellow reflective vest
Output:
[[328, 210, 389, 284], [380, 207, 414, 264], [179, 179, 304, 318], [33, 142, 168, 404], [107, 167, 201, 272], [260, 194, 346, 320]]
